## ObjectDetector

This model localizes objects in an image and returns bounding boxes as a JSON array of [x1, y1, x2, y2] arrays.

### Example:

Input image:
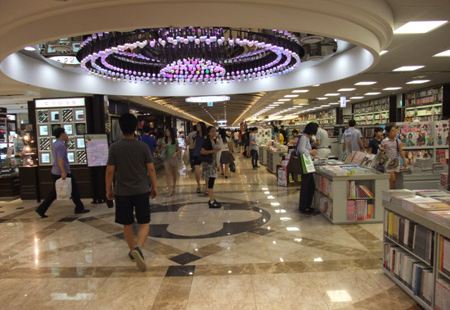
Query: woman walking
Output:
[[380, 124, 407, 189], [192, 122, 207, 193], [217, 128, 234, 178], [161, 128, 180, 196], [297, 122, 318, 214], [201, 126, 221, 208]]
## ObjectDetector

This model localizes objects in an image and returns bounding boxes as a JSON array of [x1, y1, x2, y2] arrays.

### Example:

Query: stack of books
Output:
[[347, 200, 375, 221], [348, 181, 374, 199]]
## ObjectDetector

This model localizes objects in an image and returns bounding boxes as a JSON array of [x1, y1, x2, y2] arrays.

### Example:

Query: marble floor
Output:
[[0, 156, 420, 310]]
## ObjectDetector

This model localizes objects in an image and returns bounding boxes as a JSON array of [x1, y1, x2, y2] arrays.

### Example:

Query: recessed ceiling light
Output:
[[284, 94, 299, 98], [292, 89, 309, 93], [279, 99, 291, 102], [379, 50, 388, 55], [364, 92, 381, 96], [324, 93, 340, 96], [186, 96, 230, 103], [393, 65, 424, 72], [406, 79, 431, 84], [312, 84, 320, 87], [330, 102, 339, 106], [433, 49, 450, 57], [394, 20, 447, 34], [354, 81, 377, 86], [317, 97, 327, 100], [383, 87, 402, 91], [338, 88, 356, 92], [23, 46, 36, 51]]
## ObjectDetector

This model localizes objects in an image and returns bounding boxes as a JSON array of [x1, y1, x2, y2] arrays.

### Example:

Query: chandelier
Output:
[[76, 27, 304, 84]]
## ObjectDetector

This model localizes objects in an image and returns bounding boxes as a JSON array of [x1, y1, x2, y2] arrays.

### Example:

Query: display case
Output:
[[35, 98, 88, 166], [382, 190, 450, 310], [313, 166, 389, 224], [0, 108, 7, 161]]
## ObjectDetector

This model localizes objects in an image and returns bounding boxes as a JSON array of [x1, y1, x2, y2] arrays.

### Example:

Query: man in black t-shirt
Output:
[[368, 127, 384, 154]]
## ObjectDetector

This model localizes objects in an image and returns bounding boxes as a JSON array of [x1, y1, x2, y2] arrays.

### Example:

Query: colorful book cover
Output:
[[346, 200, 356, 221], [434, 120, 449, 146]]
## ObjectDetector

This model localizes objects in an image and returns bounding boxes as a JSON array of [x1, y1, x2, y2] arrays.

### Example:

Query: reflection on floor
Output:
[[0, 156, 420, 309]]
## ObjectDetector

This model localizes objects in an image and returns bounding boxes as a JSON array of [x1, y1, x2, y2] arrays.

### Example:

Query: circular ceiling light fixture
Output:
[[76, 27, 303, 84], [185, 95, 230, 103]]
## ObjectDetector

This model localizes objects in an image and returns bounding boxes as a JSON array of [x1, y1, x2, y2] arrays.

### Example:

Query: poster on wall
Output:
[[85, 134, 109, 167], [398, 123, 433, 147]]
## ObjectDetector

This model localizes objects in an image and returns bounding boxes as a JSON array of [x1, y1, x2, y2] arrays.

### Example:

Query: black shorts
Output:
[[192, 156, 202, 166], [115, 193, 150, 225]]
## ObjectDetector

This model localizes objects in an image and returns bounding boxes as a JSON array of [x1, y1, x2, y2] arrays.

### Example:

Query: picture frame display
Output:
[[39, 125, 49, 136]]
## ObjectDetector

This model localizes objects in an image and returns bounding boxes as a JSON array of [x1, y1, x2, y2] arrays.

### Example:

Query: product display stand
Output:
[[313, 170, 389, 224], [383, 197, 450, 310], [267, 150, 285, 173]]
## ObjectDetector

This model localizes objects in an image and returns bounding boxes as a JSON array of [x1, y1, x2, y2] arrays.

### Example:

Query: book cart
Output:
[[313, 168, 389, 224], [383, 195, 450, 310]]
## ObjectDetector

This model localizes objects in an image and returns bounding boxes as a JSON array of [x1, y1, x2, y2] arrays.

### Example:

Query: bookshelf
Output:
[[383, 194, 450, 310], [313, 170, 389, 224], [352, 97, 391, 125], [297, 108, 336, 125], [403, 86, 444, 122]]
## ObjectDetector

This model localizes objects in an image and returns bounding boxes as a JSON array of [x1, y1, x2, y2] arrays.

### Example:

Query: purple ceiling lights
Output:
[[77, 27, 304, 84]]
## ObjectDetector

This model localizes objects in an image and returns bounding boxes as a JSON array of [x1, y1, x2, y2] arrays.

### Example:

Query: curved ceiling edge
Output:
[[0, 1, 393, 61], [0, 46, 374, 96]]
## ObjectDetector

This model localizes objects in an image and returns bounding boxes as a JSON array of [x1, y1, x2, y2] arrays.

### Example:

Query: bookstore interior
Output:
[[0, 1, 450, 309]]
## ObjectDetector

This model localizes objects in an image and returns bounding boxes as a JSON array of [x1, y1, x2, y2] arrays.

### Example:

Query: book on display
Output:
[[435, 279, 450, 310]]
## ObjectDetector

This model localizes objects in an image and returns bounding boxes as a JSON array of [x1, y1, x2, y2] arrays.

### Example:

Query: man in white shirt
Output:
[[342, 120, 364, 154], [315, 126, 331, 159]]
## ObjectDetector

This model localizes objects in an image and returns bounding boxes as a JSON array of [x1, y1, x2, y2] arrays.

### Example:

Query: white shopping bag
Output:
[[56, 178, 72, 200]]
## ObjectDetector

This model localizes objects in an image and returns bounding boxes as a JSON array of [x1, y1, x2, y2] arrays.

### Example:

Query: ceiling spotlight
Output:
[[394, 21, 447, 34], [406, 79, 431, 84], [393, 65, 424, 72], [284, 94, 299, 98], [433, 49, 450, 57], [379, 50, 388, 55], [354, 81, 377, 86], [292, 89, 309, 93], [324, 93, 340, 96], [316, 97, 327, 100], [350, 96, 364, 100], [23, 46, 36, 51], [338, 88, 356, 92], [330, 102, 339, 106], [383, 87, 402, 91], [279, 99, 291, 102], [186, 96, 230, 103], [364, 92, 381, 96]]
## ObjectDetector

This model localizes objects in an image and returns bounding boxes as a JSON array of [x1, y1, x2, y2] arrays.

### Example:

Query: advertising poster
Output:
[[85, 134, 109, 167]]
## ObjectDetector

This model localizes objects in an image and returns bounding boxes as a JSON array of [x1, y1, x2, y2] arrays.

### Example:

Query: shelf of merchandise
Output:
[[352, 96, 391, 126], [403, 86, 444, 122], [313, 170, 389, 224], [383, 198, 450, 310]]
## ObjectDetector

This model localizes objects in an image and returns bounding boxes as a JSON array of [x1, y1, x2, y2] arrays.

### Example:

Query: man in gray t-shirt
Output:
[[105, 113, 157, 272], [342, 120, 364, 154]]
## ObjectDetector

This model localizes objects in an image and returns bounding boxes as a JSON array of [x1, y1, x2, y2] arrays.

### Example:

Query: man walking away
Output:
[[140, 125, 157, 155], [36, 127, 89, 218], [342, 119, 364, 154], [105, 113, 158, 272]]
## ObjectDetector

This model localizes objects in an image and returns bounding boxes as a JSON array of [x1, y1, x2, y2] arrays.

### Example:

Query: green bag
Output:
[[300, 153, 316, 174]]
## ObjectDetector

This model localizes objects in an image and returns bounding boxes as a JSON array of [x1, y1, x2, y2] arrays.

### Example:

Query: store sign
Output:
[[49, 56, 80, 65], [340, 96, 347, 108], [35, 98, 85, 108]]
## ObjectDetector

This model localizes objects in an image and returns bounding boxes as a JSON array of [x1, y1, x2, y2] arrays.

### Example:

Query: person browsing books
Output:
[[297, 122, 318, 215], [368, 127, 384, 154], [380, 124, 407, 189], [314, 126, 331, 159]]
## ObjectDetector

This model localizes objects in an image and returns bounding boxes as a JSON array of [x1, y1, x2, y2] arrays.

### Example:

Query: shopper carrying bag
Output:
[[55, 177, 72, 200], [297, 122, 319, 214]]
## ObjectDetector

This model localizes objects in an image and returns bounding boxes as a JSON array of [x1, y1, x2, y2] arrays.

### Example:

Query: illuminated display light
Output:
[[185, 96, 230, 103]]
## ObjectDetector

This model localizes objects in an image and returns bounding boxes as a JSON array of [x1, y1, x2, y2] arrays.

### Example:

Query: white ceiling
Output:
[[0, 0, 449, 125]]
